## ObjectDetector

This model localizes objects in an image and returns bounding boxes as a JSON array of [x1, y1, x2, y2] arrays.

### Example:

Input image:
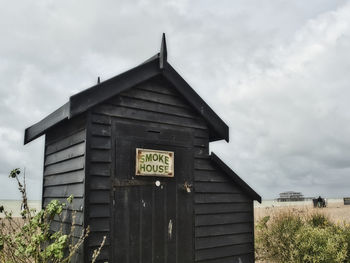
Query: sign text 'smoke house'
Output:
[[136, 148, 174, 177]]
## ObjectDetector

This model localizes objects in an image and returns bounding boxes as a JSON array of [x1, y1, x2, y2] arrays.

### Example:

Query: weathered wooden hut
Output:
[[24, 34, 261, 263]]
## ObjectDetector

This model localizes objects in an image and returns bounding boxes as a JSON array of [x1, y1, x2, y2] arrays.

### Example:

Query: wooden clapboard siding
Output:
[[194, 157, 255, 262], [43, 116, 86, 263], [86, 115, 113, 263], [91, 77, 208, 133]]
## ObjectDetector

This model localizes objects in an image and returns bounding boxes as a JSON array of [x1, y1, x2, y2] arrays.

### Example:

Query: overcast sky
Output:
[[1, 0, 349, 200]]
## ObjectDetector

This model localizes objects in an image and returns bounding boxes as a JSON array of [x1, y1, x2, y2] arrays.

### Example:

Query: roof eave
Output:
[[24, 54, 230, 144], [24, 102, 70, 145], [210, 152, 261, 203], [69, 58, 161, 118]]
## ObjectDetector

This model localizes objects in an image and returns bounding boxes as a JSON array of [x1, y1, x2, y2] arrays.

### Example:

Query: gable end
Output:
[[210, 152, 261, 203], [24, 57, 229, 144]]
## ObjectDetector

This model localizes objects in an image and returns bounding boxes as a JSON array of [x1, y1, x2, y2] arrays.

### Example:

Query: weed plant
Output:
[[256, 209, 350, 263]]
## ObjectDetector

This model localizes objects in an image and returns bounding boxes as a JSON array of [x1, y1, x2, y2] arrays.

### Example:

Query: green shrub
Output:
[[0, 169, 105, 263], [256, 211, 303, 262], [256, 210, 350, 263], [307, 213, 330, 228], [341, 223, 350, 262], [294, 225, 347, 263]]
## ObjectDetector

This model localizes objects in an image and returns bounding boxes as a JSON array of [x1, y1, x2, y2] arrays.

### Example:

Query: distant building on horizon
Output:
[[277, 191, 305, 202]]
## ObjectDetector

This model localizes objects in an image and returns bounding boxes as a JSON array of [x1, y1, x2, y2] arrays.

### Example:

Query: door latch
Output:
[[182, 181, 192, 193]]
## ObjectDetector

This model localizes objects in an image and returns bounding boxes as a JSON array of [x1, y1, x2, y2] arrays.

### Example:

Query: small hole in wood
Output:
[[147, 130, 161, 134]]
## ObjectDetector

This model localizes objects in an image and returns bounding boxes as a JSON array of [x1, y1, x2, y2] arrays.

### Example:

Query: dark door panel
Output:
[[112, 121, 194, 263]]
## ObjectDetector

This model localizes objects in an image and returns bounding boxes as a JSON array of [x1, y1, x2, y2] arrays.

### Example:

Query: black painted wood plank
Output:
[[89, 176, 112, 190], [196, 233, 253, 249], [91, 123, 111, 137], [121, 87, 191, 109], [46, 129, 86, 155], [195, 243, 254, 261], [93, 104, 207, 130], [194, 137, 208, 148], [44, 156, 85, 176], [195, 182, 243, 194], [109, 114, 208, 140], [114, 188, 130, 263], [90, 218, 110, 232], [90, 136, 111, 150], [194, 256, 234, 263], [89, 204, 110, 218], [195, 213, 253, 226], [194, 147, 209, 157], [129, 187, 141, 263], [140, 187, 153, 263], [45, 115, 86, 145], [89, 190, 110, 204], [194, 159, 216, 171], [194, 203, 251, 215], [194, 129, 209, 139], [177, 150, 194, 263], [134, 79, 179, 96], [166, 180, 177, 263], [89, 163, 111, 176], [44, 170, 84, 186], [139, 186, 153, 263], [195, 254, 254, 263], [194, 170, 230, 183], [195, 223, 252, 237], [114, 120, 193, 147], [45, 142, 85, 166], [195, 193, 250, 204], [153, 186, 165, 263], [91, 113, 111, 125], [43, 184, 84, 198], [90, 149, 111, 163], [109, 95, 200, 119]]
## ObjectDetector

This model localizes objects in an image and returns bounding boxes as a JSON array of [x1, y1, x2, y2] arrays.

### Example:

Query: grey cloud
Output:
[[1, 0, 349, 199]]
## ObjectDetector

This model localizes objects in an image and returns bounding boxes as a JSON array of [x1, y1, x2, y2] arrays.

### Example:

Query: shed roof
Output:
[[24, 34, 229, 144], [210, 152, 261, 203]]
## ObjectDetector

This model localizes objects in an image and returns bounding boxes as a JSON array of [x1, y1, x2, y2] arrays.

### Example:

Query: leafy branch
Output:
[[0, 168, 105, 263]]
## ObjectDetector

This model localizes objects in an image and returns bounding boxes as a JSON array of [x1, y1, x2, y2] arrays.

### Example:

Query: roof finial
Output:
[[97, 76, 100, 84], [159, 33, 167, 69]]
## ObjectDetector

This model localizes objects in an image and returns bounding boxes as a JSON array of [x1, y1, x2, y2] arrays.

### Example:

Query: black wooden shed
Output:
[[24, 34, 261, 263]]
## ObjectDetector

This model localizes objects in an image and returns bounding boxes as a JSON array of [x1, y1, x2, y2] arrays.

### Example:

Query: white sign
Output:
[[136, 148, 174, 177]]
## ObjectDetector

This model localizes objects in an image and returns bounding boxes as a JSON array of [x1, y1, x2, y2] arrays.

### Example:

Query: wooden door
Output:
[[112, 121, 194, 263]]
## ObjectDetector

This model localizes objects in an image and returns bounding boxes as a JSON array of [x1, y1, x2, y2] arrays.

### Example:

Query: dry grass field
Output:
[[255, 201, 350, 224]]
